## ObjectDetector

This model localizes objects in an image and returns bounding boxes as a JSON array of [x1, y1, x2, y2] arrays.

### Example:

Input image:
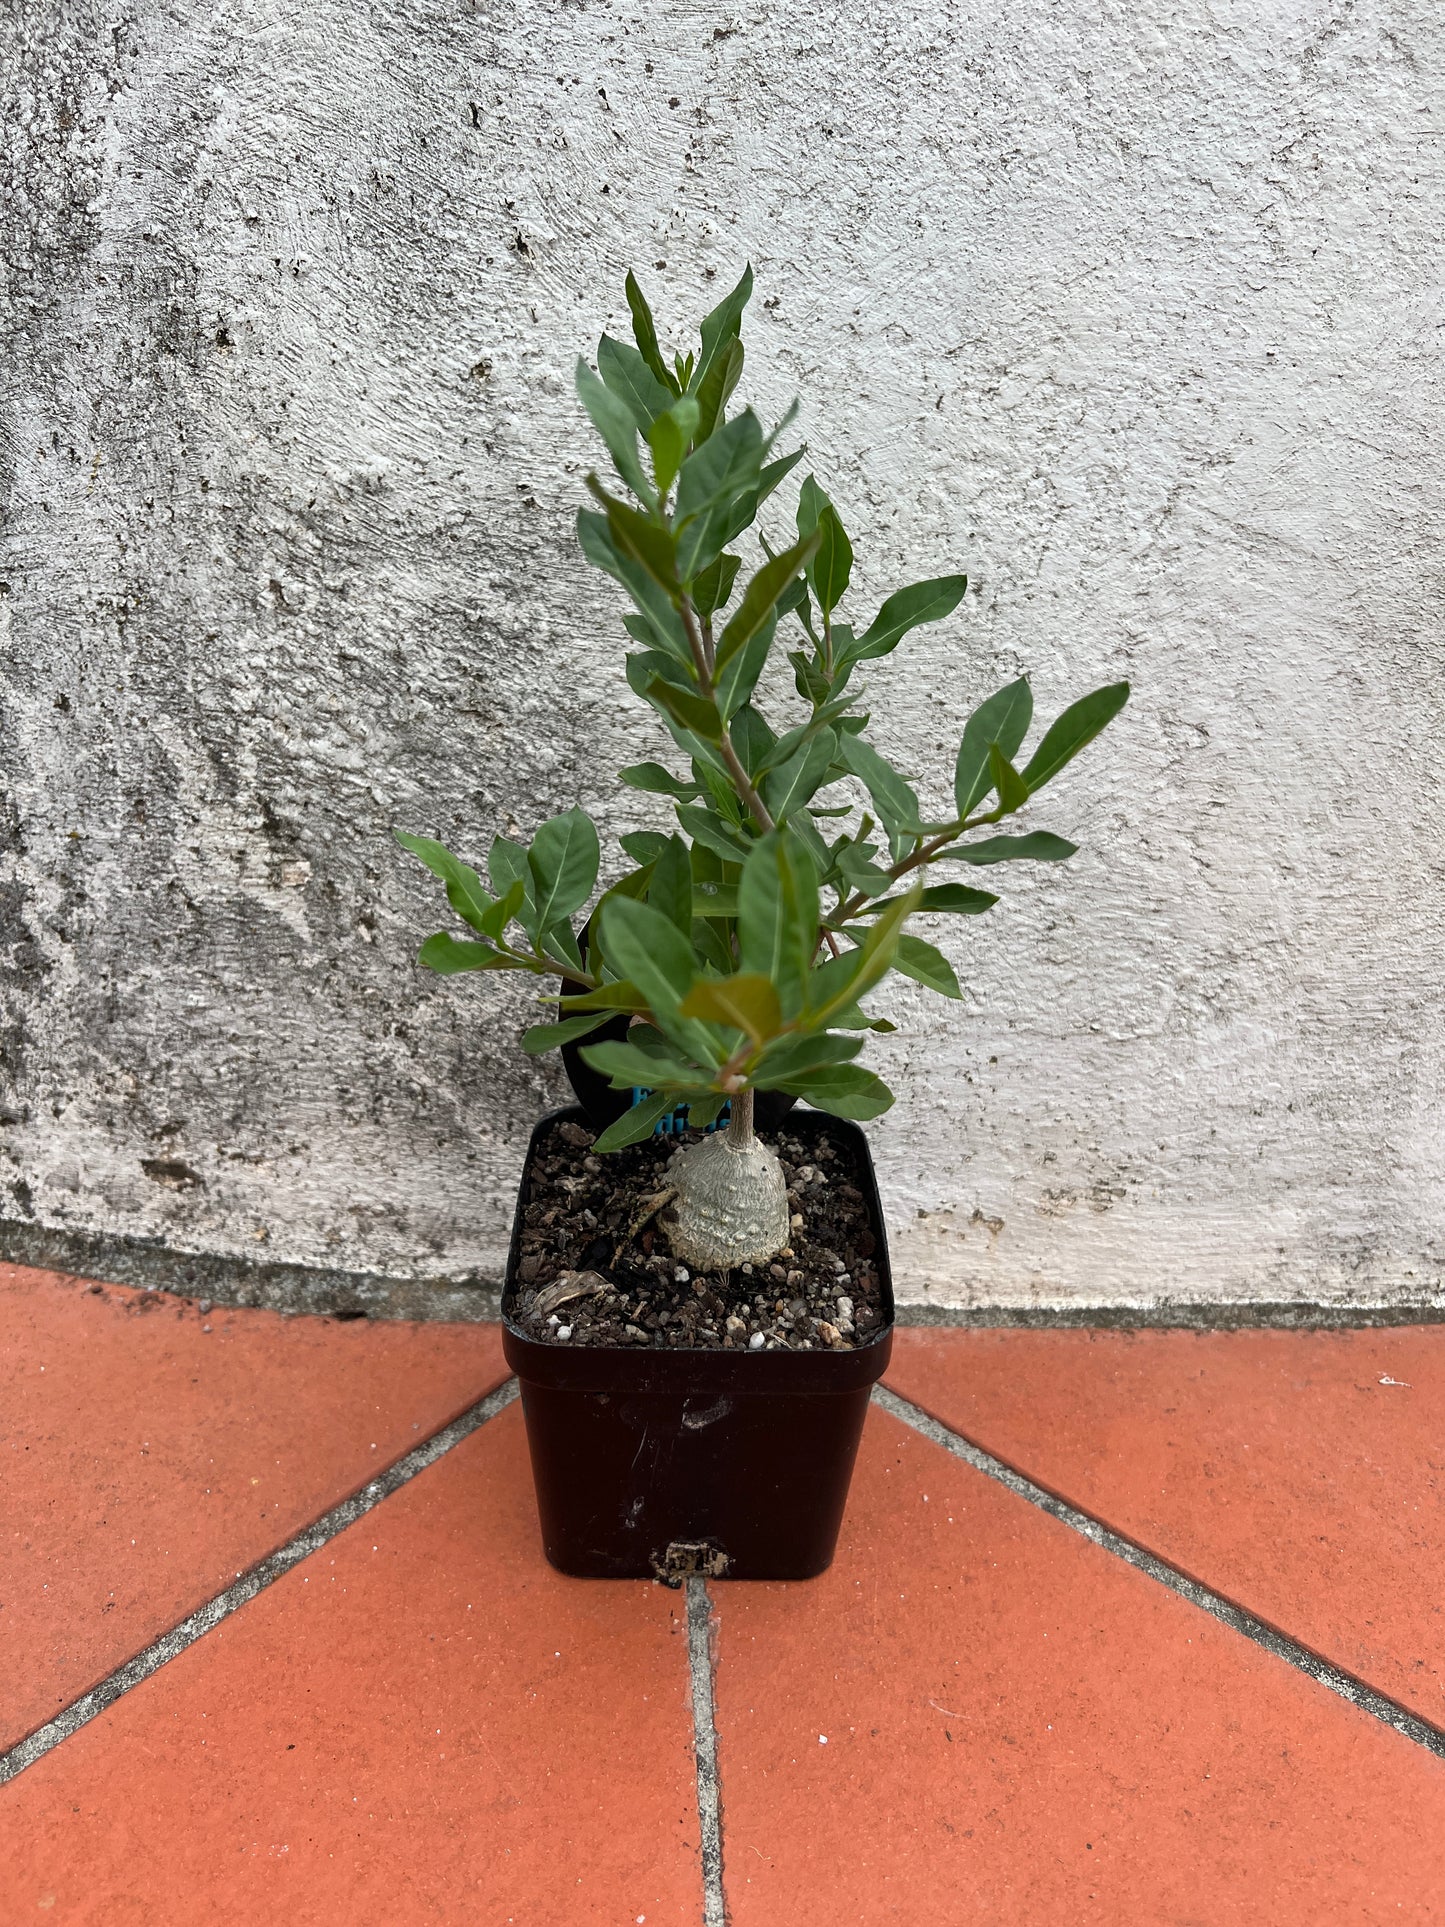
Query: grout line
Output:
[[686, 1576, 727, 1927], [874, 1384, 1445, 1763], [0, 1378, 520, 1788]]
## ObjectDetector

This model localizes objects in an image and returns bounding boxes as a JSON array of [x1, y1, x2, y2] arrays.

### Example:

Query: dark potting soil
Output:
[[509, 1116, 884, 1352]]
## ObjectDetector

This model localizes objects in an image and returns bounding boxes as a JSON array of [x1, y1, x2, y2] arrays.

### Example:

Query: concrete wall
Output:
[[3, 0, 1441, 1309]]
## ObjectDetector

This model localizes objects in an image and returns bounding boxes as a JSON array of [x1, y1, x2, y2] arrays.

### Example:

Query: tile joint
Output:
[[874, 1383, 1445, 1764], [687, 1576, 728, 1927], [0, 1377, 520, 1788]]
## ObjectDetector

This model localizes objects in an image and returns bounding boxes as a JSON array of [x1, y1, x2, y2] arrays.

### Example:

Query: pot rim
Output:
[[501, 1104, 894, 1394]]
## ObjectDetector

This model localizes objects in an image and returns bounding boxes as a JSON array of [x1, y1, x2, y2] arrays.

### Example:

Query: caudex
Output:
[[399, 265, 1128, 1272]]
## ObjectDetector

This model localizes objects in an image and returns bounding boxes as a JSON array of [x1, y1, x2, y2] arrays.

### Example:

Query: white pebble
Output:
[[674, 1265, 689, 1282], [556, 1325, 572, 1341], [741, 1263, 753, 1275], [749, 1331, 765, 1350]]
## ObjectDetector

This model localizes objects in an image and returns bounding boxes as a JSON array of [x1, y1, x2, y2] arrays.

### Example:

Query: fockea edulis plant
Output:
[[398, 266, 1128, 1270]]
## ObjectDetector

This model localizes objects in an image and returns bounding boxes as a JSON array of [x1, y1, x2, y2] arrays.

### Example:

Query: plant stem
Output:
[[727, 1086, 756, 1149], [830, 804, 1003, 927], [679, 598, 777, 833]]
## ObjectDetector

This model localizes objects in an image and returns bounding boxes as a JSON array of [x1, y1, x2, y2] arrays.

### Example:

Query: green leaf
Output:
[[675, 411, 765, 577], [581, 1038, 705, 1090], [784, 1063, 895, 1120], [522, 1012, 609, 1054], [894, 933, 962, 998], [715, 446, 805, 561], [480, 877, 526, 940], [690, 917, 733, 974], [587, 480, 680, 597], [987, 741, 1030, 817], [716, 533, 820, 673], [715, 618, 774, 721], [694, 334, 744, 444], [952, 832, 1077, 865], [576, 509, 691, 663], [690, 883, 739, 918], [673, 412, 763, 531], [620, 830, 672, 866], [645, 676, 724, 744], [691, 551, 742, 618], [1021, 681, 1130, 791], [691, 263, 753, 395], [835, 843, 894, 896], [737, 830, 819, 1019], [752, 1030, 864, 1086], [806, 884, 920, 1024], [954, 677, 1034, 818], [541, 920, 585, 976], [754, 446, 806, 515], [648, 834, 694, 937], [796, 472, 826, 538], [728, 703, 776, 778], [598, 333, 673, 431], [418, 932, 529, 975], [921, 882, 999, 913], [527, 808, 600, 931], [624, 271, 678, 395], [619, 762, 699, 799], [838, 733, 921, 851], [675, 803, 753, 862], [679, 972, 783, 1044], [575, 360, 655, 503], [687, 1093, 728, 1131], [558, 978, 650, 1013], [647, 396, 701, 495], [858, 881, 998, 917], [593, 1090, 678, 1152], [848, 574, 968, 662], [598, 895, 717, 1062], [394, 831, 495, 936], [811, 504, 853, 615], [761, 727, 838, 824], [488, 835, 536, 931]]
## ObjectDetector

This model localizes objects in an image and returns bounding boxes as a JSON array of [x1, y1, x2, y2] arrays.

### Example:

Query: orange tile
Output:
[[886, 1326, 1445, 1722], [0, 1262, 507, 1749], [0, 1403, 700, 1927], [710, 1407, 1445, 1925]]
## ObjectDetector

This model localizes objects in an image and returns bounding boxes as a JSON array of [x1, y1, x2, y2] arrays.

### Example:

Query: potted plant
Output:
[[397, 266, 1128, 1581]]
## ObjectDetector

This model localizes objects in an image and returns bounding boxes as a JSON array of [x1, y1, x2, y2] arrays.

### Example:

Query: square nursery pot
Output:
[[501, 1104, 894, 1583]]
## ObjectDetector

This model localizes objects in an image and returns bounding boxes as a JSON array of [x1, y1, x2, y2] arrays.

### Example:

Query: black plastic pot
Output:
[[501, 1104, 894, 1582]]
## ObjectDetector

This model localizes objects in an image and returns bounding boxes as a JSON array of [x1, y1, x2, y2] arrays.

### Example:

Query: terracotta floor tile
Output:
[[0, 1262, 507, 1749], [710, 1406, 1445, 1925], [886, 1326, 1445, 1723], [0, 1402, 699, 1927]]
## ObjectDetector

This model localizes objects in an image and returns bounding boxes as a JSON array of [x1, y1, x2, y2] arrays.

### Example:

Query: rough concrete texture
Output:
[[1, 2, 1441, 1309]]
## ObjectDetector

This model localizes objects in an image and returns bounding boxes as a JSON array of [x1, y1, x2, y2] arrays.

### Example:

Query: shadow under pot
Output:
[[501, 1104, 894, 1583]]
